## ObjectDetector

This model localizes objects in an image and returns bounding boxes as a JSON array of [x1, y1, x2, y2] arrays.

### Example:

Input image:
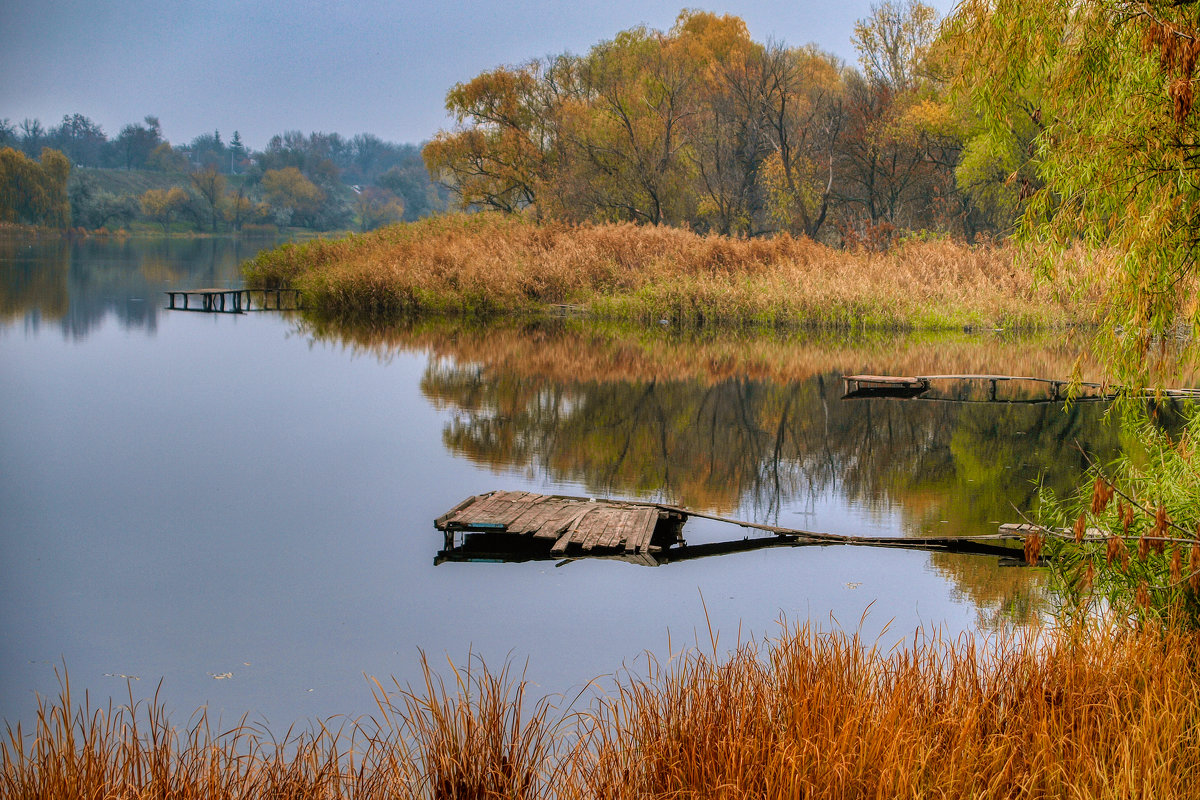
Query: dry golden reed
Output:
[[6, 622, 1200, 799], [244, 213, 1103, 329]]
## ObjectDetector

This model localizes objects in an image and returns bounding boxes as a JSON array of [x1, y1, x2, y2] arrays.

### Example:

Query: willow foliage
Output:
[[949, 1, 1200, 385]]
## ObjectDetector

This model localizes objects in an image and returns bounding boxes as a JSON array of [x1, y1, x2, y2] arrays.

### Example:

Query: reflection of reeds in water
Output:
[[245, 213, 1104, 329], [301, 315, 1109, 387], [7, 622, 1200, 798]]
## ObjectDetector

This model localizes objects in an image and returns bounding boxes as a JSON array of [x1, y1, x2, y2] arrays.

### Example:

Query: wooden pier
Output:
[[164, 288, 302, 313], [434, 490, 1030, 567], [842, 373, 1200, 401]]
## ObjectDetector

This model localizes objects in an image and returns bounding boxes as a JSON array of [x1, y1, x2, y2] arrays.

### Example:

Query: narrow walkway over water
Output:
[[843, 373, 1200, 401], [164, 288, 302, 313]]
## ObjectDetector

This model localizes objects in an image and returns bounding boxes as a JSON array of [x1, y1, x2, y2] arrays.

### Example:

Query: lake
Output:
[[0, 232, 1123, 729]]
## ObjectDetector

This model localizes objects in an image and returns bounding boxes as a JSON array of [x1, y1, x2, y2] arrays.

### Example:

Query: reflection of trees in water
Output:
[[423, 359, 1126, 627], [423, 361, 1123, 522], [0, 237, 69, 322], [0, 234, 285, 338]]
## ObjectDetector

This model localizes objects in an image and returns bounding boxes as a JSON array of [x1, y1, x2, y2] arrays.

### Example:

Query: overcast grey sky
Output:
[[1, 0, 957, 150]]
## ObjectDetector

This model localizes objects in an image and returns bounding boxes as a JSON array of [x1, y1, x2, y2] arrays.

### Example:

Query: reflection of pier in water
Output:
[[434, 490, 1029, 567]]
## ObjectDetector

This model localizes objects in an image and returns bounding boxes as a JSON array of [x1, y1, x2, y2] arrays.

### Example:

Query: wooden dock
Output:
[[433, 491, 1031, 567], [165, 288, 302, 313], [435, 491, 685, 558]]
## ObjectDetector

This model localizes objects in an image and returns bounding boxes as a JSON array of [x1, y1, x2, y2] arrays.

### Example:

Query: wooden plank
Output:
[[531, 500, 580, 534], [488, 491, 532, 527], [552, 507, 598, 554], [572, 509, 604, 551], [844, 374, 924, 385], [611, 507, 647, 550], [508, 496, 560, 534], [626, 508, 660, 553], [534, 503, 591, 540], [507, 502, 548, 535], [596, 509, 633, 550], [580, 508, 621, 551], [460, 491, 504, 517], [466, 491, 527, 526], [435, 494, 480, 528]]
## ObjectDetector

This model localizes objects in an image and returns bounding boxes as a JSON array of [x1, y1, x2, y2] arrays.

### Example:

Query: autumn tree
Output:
[[852, 0, 939, 92], [188, 165, 226, 232], [834, 0, 958, 243], [760, 45, 847, 238], [569, 25, 701, 225], [0, 147, 70, 227], [140, 186, 190, 233], [352, 186, 405, 232], [423, 62, 558, 214], [261, 166, 325, 228], [146, 142, 189, 173], [675, 11, 773, 235]]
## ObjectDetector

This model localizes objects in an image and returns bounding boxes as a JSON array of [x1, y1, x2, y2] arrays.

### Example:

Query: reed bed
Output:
[[6, 622, 1200, 799], [244, 214, 1102, 330]]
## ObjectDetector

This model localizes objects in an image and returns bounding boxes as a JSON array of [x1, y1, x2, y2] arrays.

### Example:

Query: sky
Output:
[[1, 0, 958, 151]]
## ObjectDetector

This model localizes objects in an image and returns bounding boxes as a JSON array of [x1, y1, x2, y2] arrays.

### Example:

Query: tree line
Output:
[[0, 116, 449, 233], [423, 2, 1020, 246]]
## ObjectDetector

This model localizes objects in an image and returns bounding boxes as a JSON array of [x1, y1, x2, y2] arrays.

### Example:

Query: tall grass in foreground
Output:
[[6, 622, 1200, 798], [244, 213, 1105, 330]]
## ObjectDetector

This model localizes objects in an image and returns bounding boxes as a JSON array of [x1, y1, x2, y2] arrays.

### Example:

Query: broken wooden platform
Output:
[[433, 491, 1032, 567], [435, 490, 684, 557]]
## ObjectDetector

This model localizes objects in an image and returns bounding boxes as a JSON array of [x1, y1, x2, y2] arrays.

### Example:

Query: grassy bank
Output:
[[243, 213, 1103, 329], [5, 622, 1200, 798]]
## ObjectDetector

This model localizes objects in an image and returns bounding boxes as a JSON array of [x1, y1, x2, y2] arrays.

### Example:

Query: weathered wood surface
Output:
[[436, 491, 676, 554]]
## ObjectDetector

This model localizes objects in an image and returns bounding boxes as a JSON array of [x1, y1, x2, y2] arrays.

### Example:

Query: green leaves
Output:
[[950, 0, 1200, 385]]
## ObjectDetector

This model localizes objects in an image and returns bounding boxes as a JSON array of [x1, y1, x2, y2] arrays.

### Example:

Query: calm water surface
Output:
[[0, 234, 1120, 728]]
